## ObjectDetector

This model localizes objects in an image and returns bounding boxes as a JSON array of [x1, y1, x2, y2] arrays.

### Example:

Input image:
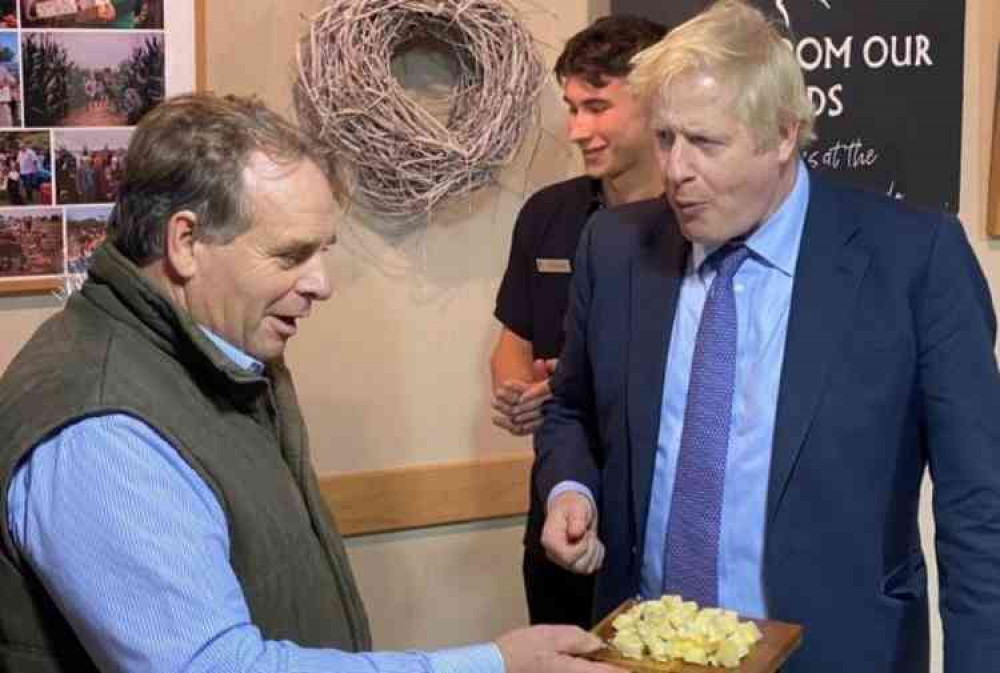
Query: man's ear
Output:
[[162, 210, 199, 281], [775, 121, 800, 163]]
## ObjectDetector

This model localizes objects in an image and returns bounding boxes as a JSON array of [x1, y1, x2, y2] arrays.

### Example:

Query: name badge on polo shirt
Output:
[[536, 258, 572, 274]]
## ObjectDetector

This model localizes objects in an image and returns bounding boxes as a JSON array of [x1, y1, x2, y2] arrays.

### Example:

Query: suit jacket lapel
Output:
[[628, 203, 688, 542], [767, 176, 870, 525]]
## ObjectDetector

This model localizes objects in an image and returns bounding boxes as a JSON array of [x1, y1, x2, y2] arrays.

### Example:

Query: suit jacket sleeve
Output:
[[918, 215, 1000, 671], [533, 217, 602, 506]]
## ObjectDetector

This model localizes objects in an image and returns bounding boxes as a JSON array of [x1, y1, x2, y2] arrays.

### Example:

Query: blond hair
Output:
[[629, 0, 815, 150]]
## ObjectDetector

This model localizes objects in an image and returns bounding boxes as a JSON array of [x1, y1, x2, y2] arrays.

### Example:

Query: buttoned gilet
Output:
[[0, 243, 371, 671]]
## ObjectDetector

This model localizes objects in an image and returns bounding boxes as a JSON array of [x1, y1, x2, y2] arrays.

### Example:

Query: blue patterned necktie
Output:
[[663, 243, 750, 607]]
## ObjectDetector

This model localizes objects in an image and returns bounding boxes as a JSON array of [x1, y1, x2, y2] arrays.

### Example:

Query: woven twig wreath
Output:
[[295, 0, 546, 221]]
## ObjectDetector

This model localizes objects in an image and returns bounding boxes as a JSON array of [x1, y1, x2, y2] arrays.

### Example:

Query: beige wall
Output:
[[205, 0, 589, 650], [0, 1, 997, 666], [177, 0, 593, 650]]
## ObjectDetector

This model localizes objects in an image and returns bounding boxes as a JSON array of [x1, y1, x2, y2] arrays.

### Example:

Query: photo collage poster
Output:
[[0, 0, 166, 285]]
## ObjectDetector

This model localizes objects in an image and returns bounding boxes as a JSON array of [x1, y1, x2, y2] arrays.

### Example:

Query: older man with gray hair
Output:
[[0, 93, 622, 673]]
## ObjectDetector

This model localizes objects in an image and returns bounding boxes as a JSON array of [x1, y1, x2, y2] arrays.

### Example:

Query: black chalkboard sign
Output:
[[610, 0, 965, 212]]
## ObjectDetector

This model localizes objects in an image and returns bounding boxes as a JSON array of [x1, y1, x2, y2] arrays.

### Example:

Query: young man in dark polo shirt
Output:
[[490, 16, 668, 628]]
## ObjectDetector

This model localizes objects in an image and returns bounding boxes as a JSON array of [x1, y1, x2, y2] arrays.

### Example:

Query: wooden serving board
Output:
[[585, 600, 803, 673]]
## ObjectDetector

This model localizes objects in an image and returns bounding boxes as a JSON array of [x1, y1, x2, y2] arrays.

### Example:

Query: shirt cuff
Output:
[[547, 481, 596, 515], [430, 643, 505, 673]]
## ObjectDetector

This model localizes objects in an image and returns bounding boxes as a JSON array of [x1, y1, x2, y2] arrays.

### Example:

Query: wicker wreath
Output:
[[295, 0, 546, 221]]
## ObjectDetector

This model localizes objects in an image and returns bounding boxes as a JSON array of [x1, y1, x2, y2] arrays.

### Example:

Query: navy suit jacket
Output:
[[535, 173, 1000, 673]]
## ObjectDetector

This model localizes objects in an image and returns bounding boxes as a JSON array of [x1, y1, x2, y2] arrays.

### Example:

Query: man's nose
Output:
[[662, 139, 693, 186], [568, 113, 593, 143], [299, 256, 332, 301]]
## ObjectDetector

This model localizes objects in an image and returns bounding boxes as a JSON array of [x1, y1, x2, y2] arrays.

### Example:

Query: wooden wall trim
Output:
[[0, 278, 62, 296], [195, 0, 207, 92], [990, 43, 1000, 238], [320, 452, 533, 537]]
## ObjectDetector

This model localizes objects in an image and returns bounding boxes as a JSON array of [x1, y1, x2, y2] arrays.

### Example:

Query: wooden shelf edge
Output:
[[989, 43, 1000, 238], [0, 277, 63, 296], [319, 451, 533, 538]]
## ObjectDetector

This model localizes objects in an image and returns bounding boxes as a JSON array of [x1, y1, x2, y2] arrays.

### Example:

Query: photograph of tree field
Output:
[[23, 31, 163, 127]]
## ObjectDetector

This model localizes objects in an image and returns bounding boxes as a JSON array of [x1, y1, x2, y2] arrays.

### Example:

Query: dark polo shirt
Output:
[[495, 176, 603, 360], [493, 175, 602, 628]]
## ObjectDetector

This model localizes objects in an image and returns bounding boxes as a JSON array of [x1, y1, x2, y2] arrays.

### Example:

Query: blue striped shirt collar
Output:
[[691, 159, 810, 278], [198, 327, 266, 375]]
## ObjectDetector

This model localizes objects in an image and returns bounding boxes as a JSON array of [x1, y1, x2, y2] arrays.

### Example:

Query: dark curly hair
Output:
[[554, 15, 669, 87]]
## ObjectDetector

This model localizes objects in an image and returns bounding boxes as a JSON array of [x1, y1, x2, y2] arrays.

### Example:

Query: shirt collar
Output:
[[588, 178, 605, 216], [691, 159, 810, 277], [199, 326, 266, 375]]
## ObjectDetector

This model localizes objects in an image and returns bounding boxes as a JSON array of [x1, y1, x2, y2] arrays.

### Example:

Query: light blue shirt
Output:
[[7, 329, 504, 673], [639, 162, 810, 617]]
